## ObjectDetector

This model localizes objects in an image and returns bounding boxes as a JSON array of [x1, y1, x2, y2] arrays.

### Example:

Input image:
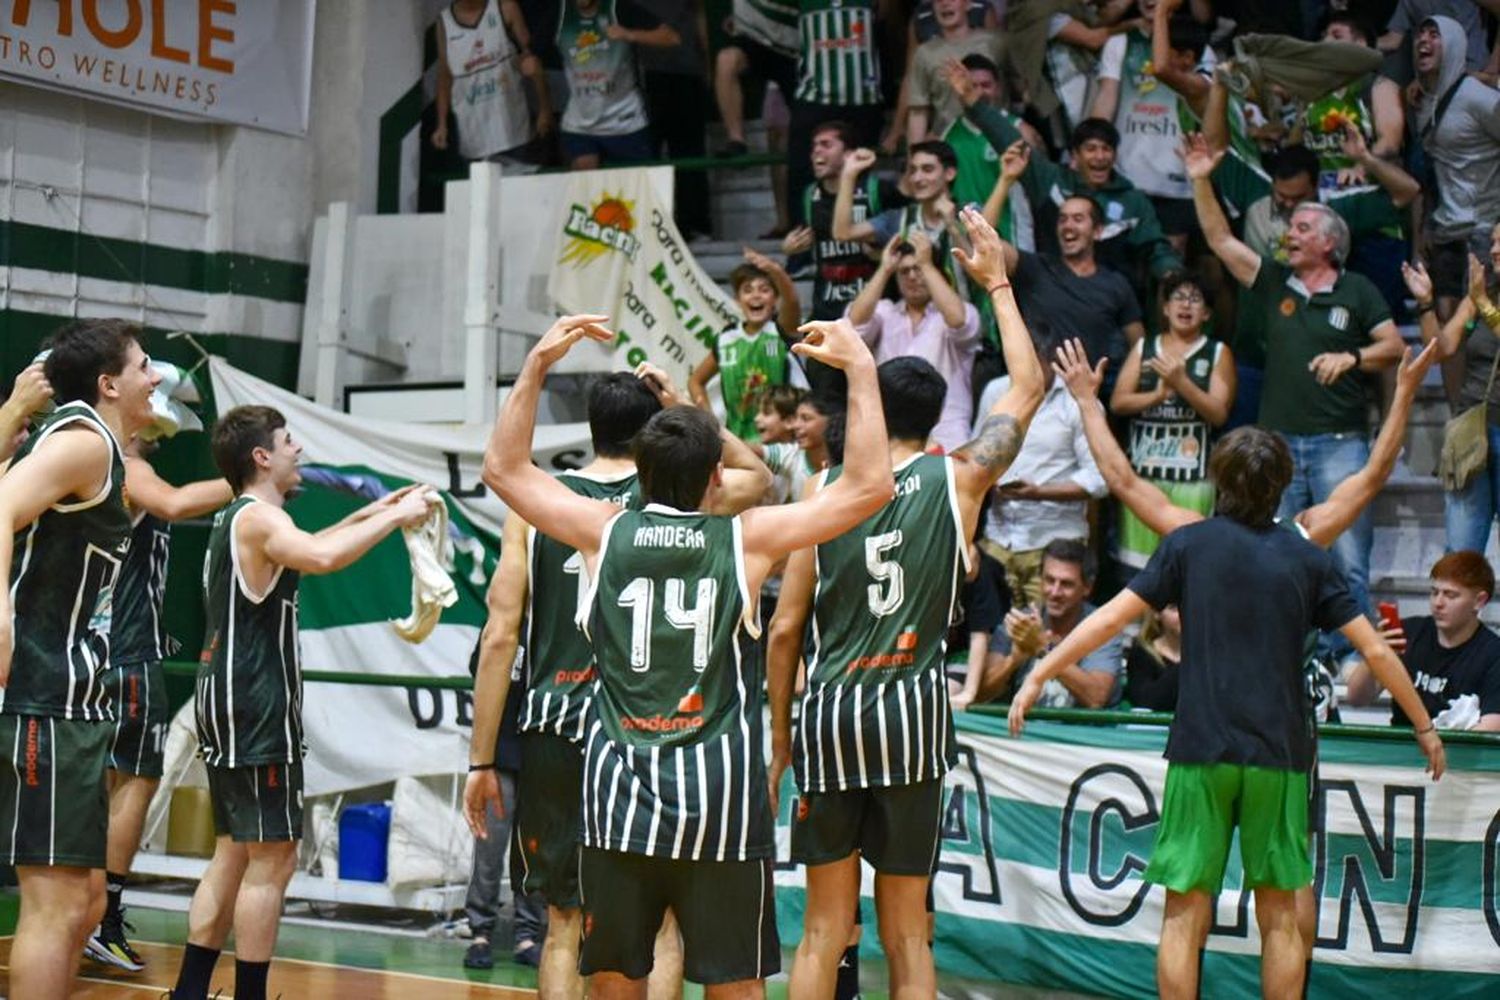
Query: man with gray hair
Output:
[[1183, 132, 1404, 625]]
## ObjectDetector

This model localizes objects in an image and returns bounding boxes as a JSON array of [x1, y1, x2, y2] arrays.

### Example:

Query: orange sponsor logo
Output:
[[676, 691, 704, 714], [23, 719, 40, 788], [266, 765, 279, 789], [1279, 296, 1296, 317], [895, 629, 918, 651], [795, 797, 810, 822], [554, 666, 595, 686], [200, 631, 221, 665], [128, 675, 140, 720], [527, 837, 540, 856], [620, 714, 704, 733], [846, 651, 916, 674]]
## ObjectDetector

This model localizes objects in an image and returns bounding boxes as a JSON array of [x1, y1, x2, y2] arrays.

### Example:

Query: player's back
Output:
[[798, 453, 968, 792], [580, 504, 770, 862]]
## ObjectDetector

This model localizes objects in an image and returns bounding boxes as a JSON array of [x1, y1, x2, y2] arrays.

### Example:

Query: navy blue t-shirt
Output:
[[1128, 517, 1361, 770]]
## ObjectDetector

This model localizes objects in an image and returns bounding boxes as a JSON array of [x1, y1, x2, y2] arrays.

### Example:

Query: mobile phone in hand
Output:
[[1377, 601, 1402, 633]]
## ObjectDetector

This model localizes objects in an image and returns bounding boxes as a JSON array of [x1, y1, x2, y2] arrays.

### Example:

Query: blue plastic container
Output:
[[338, 802, 392, 883]]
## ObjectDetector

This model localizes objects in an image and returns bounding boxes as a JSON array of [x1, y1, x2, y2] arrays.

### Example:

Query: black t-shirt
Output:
[[1012, 252, 1142, 370], [1128, 518, 1362, 770], [1391, 616, 1500, 727], [803, 177, 905, 321], [1125, 641, 1180, 712]]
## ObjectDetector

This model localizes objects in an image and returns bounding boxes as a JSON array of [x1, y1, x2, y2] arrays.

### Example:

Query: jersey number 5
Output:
[[865, 530, 905, 617], [617, 577, 718, 673]]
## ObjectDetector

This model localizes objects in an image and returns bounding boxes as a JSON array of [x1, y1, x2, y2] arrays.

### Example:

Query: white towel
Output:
[[391, 490, 458, 643], [1433, 693, 1481, 731]]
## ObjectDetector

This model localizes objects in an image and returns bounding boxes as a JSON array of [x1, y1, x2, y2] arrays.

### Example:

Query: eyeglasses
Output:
[[1168, 291, 1205, 304]]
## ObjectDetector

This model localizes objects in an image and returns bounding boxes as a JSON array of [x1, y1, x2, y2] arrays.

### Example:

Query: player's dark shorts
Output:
[[103, 658, 168, 778], [207, 761, 304, 843], [0, 714, 110, 867], [579, 848, 779, 984], [510, 732, 584, 908], [791, 778, 944, 875], [727, 34, 798, 104]]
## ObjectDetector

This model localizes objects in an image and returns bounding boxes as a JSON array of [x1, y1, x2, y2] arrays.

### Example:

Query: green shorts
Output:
[[579, 848, 779, 984], [1144, 762, 1312, 895], [510, 732, 584, 908], [0, 715, 110, 867], [207, 761, 304, 843], [103, 659, 169, 778], [790, 779, 944, 876]]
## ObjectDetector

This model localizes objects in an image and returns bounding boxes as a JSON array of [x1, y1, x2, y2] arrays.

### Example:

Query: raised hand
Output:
[[1000, 140, 1030, 183], [782, 225, 814, 256], [1395, 339, 1440, 396], [878, 233, 906, 271], [391, 487, 436, 528], [1338, 121, 1370, 164], [634, 360, 684, 407], [4, 362, 53, 419], [1052, 338, 1107, 402], [530, 313, 613, 368], [843, 147, 877, 178], [952, 206, 1009, 287], [1178, 132, 1224, 181], [1401, 260, 1434, 304], [943, 59, 978, 106], [1469, 253, 1493, 308], [1147, 348, 1186, 388], [907, 230, 935, 267], [792, 317, 876, 372]]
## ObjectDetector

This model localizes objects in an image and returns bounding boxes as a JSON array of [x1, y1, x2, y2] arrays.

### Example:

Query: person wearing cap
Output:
[[84, 363, 235, 973]]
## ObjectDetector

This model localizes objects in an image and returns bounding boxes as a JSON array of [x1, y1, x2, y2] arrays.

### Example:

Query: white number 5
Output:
[[865, 530, 905, 617]]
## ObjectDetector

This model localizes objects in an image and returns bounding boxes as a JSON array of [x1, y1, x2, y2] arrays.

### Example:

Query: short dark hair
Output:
[[1166, 12, 1209, 54], [587, 372, 661, 459], [811, 120, 855, 149], [1324, 14, 1376, 46], [1431, 551, 1495, 596], [1027, 318, 1062, 362], [1042, 537, 1096, 582], [1209, 427, 1292, 527], [757, 384, 805, 419], [42, 318, 142, 406], [212, 405, 286, 494], [960, 53, 999, 78], [1159, 269, 1212, 305], [730, 263, 774, 294], [1060, 194, 1103, 228], [908, 140, 958, 174], [877, 356, 946, 443], [1270, 145, 1320, 185], [1070, 118, 1120, 151], [633, 406, 723, 509]]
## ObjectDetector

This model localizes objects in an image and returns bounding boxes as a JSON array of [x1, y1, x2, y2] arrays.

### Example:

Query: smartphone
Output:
[[1377, 601, 1403, 633]]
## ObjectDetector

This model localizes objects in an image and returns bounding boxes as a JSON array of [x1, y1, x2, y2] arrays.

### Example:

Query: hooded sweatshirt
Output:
[[1415, 16, 1500, 242]]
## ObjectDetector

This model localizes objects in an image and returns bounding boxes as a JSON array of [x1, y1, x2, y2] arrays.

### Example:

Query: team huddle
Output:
[[0, 208, 1446, 1000]]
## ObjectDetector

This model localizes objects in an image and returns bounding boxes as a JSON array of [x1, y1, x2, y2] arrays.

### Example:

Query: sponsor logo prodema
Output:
[[846, 628, 919, 673], [559, 194, 640, 267]]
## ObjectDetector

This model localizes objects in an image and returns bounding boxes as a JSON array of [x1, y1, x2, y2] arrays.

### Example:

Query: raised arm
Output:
[[949, 207, 1042, 517], [847, 236, 901, 327], [463, 512, 529, 837], [1407, 260, 1472, 359], [979, 143, 1028, 274], [910, 232, 967, 329], [743, 247, 803, 338], [0, 363, 52, 463], [1150, 0, 1208, 117], [1341, 122, 1418, 209], [1008, 588, 1151, 735], [123, 456, 232, 521], [482, 314, 627, 559], [739, 319, 893, 570], [254, 488, 430, 577], [1183, 132, 1261, 287], [1055, 339, 1203, 536], [1299, 341, 1438, 547], [832, 149, 880, 242]]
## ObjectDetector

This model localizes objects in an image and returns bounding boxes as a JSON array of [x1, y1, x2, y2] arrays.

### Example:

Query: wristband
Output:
[[468, 762, 497, 772], [1416, 300, 1435, 315], [1347, 348, 1362, 366], [1415, 724, 1436, 736], [987, 282, 1011, 295]]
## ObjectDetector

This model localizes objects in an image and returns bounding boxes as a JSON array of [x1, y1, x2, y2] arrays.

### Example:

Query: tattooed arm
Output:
[[949, 207, 1044, 536]]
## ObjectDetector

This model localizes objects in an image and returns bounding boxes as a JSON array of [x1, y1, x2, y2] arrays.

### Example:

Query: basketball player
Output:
[[171, 405, 430, 1000], [464, 364, 772, 996], [482, 311, 893, 998], [767, 207, 1045, 999], [1007, 426, 1446, 999], [0, 320, 160, 1000], [86, 435, 233, 971]]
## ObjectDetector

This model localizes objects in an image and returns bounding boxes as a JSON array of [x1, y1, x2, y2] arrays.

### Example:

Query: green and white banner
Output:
[[208, 357, 596, 795], [772, 714, 1500, 998]]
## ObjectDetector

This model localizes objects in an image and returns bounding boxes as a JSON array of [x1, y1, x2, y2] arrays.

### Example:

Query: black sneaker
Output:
[[86, 912, 146, 972], [463, 937, 494, 970], [715, 140, 749, 158]]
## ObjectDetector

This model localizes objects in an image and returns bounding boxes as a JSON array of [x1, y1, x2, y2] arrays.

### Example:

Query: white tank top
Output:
[[440, 0, 532, 159]]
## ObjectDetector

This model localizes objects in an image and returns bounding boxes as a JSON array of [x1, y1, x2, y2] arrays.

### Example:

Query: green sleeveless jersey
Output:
[[1300, 79, 1375, 186], [797, 454, 967, 792], [195, 496, 304, 768], [580, 506, 771, 860], [520, 469, 637, 740], [1128, 336, 1221, 484], [4, 402, 130, 721], [109, 513, 178, 665], [714, 321, 792, 442]]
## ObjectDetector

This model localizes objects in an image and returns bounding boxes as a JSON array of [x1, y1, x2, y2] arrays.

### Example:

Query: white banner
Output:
[[547, 168, 739, 387], [0, 0, 315, 135]]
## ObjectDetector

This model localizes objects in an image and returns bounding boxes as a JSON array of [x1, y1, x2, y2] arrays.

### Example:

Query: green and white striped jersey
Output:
[[4, 402, 131, 721], [795, 0, 881, 107], [195, 496, 304, 768], [733, 0, 799, 58], [796, 454, 967, 791], [110, 512, 177, 665], [520, 469, 637, 741], [580, 505, 771, 861]]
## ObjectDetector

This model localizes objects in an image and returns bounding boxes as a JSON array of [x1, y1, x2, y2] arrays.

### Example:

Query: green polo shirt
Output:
[[1254, 256, 1392, 436]]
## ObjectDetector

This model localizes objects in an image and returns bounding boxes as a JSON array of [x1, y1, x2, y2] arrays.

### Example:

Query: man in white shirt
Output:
[[973, 323, 1107, 606]]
